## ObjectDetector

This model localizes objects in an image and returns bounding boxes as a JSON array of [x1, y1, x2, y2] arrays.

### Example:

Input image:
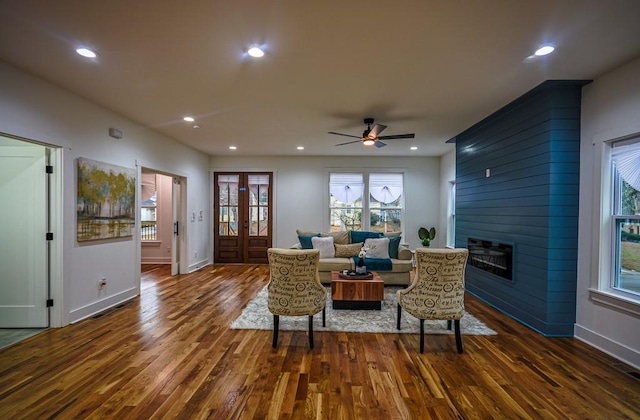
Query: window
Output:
[[611, 140, 640, 296], [329, 173, 363, 231], [140, 172, 158, 241], [141, 191, 157, 240], [329, 172, 403, 233]]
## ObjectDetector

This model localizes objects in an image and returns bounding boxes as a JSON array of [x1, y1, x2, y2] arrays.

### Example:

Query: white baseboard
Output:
[[574, 324, 640, 370], [141, 257, 171, 264], [188, 258, 211, 273], [69, 287, 138, 324]]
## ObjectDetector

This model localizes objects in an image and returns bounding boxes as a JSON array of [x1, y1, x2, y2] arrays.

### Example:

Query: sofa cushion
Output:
[[388, 258, 413, 272], [383, 231, 402, 238], [388, 236, 401, 259], [334, 242, 363, 258], [364, 237, 390, 259], [298, 234, 320, 249], [350, 230, 383, 243], [318, 257, 353, 272], [321, 230, 350, 245], [311, 236, 335, 258], [297, 229, 321, 237]]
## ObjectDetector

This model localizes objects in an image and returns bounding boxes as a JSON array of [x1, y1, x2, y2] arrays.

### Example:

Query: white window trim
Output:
[[326, 168, 406, 235], [588, 136, 640, 317]]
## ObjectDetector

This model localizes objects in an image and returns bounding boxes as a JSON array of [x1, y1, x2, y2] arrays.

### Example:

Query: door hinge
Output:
[[46, 299, 54, 307], [46, 165, 53, 174], [46, 232, 53, 240]]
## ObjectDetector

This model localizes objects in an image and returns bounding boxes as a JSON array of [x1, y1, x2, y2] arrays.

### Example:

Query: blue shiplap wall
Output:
[[455, 80, 589, 336]]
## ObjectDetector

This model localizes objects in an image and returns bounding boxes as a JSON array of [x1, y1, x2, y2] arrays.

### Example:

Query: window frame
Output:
[[589, 135, 640, 316], [328, 170, 405, 234]]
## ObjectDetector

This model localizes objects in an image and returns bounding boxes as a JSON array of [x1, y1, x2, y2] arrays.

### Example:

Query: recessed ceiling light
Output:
[[297, 146, 304, 150], [76, 48, 97, 58], [247, 46, 265, 58], [410, 146, 418, 150], [534, 45, 555, 56], [229, 146, 237, 150], [193, 125, 200, 129], [183, 116, 195, 122]]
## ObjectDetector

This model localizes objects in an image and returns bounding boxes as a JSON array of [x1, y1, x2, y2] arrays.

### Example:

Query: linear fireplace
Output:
[[467, 238, 513, 281]]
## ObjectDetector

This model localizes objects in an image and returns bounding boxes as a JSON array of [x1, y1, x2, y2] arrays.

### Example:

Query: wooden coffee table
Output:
[[331, 271, 384, 310]]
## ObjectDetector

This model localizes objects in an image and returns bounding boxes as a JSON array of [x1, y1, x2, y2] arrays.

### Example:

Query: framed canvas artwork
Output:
[[77, 157, 136, 242]]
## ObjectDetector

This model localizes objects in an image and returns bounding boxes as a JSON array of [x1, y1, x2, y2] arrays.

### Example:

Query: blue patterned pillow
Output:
[[298, 234, 319, 249], [350, 230, 382, 244]]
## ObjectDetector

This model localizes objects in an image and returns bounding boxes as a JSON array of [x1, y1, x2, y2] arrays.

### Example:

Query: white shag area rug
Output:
[[230, 286, 497, 335]]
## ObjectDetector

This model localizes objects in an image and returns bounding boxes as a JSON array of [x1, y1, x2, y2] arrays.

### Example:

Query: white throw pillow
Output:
[[311, 236, 335, 258], [364, 237, 390, 259]]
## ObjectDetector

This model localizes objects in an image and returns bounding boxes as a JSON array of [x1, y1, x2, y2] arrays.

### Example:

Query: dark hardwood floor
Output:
[[0, 264, 638, 419]]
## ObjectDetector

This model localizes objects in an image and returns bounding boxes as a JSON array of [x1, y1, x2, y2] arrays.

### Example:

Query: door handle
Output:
[[174, 221, 179, 236]]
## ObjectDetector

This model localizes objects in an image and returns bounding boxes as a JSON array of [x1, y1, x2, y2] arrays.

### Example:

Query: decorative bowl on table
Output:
[[338, 270, 374, 280]]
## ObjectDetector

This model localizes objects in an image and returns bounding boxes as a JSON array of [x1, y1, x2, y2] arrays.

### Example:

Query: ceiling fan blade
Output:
[[377, 133, 415, 140], [368, 124, 387, 139], [328, 131, 361, 139], [335, 139, 362, 146], [374, 141, 387, 148]]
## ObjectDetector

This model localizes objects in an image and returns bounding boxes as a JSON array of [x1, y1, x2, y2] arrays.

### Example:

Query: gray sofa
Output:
[[294, 229, 413, 285]]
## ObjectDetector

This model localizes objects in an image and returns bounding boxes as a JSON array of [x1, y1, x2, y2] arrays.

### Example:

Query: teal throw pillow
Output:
[[298, 234, 319, 249], [350, 230, 382, 244], [388, 236, 401, 259]]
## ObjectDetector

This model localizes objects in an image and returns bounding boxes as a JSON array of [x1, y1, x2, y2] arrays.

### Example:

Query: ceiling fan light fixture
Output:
[[363, 139, 376, 146]]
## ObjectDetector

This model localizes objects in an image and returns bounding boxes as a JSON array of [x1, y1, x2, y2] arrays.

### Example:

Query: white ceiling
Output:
[[1, 1, 639, 157]]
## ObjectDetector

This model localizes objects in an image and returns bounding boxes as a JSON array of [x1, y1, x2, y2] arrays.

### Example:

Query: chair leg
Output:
[[272, 315, 279, 348], [447, 320, 452, 330], [420, 319, 425, 353], [397, 303, 401, 330], [454, 319, 463, 354], [322, 307, 326, 327], [308, 315, 314, 349]]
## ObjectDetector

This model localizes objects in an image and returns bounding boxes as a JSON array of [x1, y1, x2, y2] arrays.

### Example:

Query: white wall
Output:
[[577, 57, 640, 368], [439, 149, 456, 248], [209, 155, 440, 251], [0, 61, 211, 326]]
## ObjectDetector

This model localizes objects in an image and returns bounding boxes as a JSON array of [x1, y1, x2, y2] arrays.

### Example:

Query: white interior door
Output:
[[0, 143, 48, 327], [171, 177, 181, 275]]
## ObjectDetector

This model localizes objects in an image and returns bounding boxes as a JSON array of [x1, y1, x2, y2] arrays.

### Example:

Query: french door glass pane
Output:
[[218, 175, 239, 236]]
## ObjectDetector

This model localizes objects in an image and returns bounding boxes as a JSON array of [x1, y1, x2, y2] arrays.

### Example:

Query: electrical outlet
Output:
[[98, 277, 107, 289]]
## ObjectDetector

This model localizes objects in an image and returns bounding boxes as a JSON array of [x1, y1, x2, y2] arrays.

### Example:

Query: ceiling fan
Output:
[[328, 118, 415, 148]]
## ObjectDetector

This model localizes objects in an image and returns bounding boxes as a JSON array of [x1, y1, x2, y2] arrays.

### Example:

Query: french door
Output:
[[214, 172, 272, 264]]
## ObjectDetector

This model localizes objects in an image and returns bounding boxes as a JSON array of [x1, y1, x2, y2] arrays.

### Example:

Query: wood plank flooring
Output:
[[0, 264, 638, 419]]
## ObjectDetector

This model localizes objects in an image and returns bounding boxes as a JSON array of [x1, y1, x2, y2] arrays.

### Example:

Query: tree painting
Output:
[[77, 158, 136, 241]]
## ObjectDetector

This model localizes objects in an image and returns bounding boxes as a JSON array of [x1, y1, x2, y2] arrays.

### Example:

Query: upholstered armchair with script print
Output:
[[397, 248, 469, 353], [267, 248, 327, 349]]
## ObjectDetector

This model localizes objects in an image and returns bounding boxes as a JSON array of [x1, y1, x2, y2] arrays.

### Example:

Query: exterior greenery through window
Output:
[[612, 139, 640, 296], [329, 172, 403, 233], [141, 191, 157, 240]]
